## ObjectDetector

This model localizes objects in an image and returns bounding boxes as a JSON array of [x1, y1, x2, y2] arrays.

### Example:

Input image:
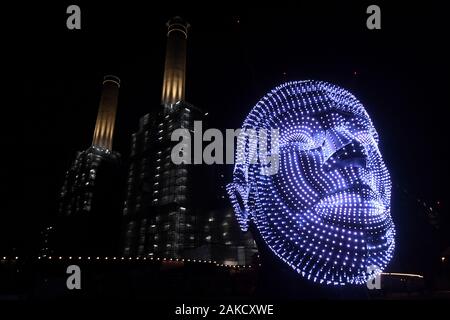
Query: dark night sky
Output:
[[3, 1, 449, 273]]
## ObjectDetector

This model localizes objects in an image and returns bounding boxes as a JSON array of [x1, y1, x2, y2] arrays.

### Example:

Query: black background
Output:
[[3, 1, 449, 279]]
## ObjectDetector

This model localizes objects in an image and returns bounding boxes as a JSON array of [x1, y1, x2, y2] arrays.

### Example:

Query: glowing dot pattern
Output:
[[227, 80, 395, 285]]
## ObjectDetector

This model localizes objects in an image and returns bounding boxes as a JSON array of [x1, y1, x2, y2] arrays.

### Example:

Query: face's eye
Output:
[[280, 128, 322, 152], [344, 113, 379, 147], [353, 130, 378, 150], [321, 126, 353, 161]]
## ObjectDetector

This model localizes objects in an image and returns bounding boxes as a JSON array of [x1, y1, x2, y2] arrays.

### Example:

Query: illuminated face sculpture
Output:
[[227, 81, 395, 285]]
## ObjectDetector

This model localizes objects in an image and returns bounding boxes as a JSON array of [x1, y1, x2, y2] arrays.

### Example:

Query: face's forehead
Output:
[[243, 80, 378, 140]]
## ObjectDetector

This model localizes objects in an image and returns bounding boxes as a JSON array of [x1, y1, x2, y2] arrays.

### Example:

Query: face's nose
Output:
[[322, 127, 369, 172], [323, 140, 368, 171]]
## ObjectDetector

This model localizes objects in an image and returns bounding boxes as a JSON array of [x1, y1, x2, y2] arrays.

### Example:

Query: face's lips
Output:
[[313, 185, 386, 224], [315, 190, 382, 208], [315, 192, 384, 210], [316, 183, 379, 203]]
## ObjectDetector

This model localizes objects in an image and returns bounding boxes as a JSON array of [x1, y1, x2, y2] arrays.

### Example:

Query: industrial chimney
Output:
[[92, 75, 121, 150], [161, 16, 190, 107]]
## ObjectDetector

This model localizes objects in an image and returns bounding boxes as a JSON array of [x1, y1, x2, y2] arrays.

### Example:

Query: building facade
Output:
[[121, 17, 258, 263], [121, 102, 204, 258], [121, 17, 204, 258], [43, 75, 123, 257]]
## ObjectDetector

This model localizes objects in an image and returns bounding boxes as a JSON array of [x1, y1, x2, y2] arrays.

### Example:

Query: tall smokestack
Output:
[[161, 16, 190, 107], [92, 75, 120, 150]]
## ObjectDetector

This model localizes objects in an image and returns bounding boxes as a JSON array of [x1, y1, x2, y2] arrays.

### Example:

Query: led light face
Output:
[[227, 81, 395, 285]]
